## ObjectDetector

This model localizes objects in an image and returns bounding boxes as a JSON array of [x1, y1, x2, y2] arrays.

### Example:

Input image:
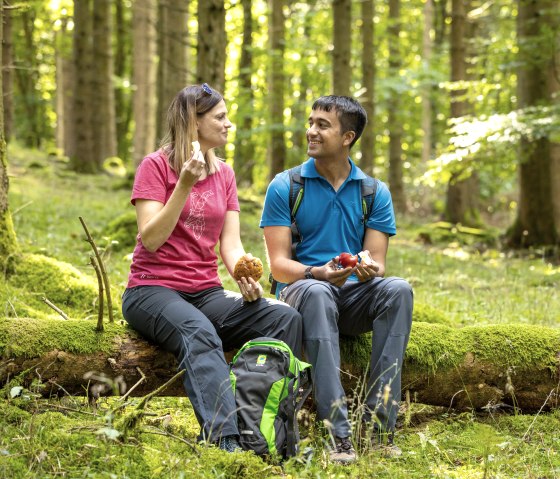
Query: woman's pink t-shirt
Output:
[[126, 150, 240, 293]]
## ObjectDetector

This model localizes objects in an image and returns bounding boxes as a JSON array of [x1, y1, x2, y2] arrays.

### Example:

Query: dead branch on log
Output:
[[79, 216, 114, 322], [42, 297, 69, 320], [89, 255, 104, 331]]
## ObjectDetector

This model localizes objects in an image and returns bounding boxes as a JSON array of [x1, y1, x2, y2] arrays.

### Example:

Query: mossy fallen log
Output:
[[1, 318, 559, 412]]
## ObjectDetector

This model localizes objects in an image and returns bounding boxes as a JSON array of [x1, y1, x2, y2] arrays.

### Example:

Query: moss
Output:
[[101, 210, 137, 251], [413, 302, 452, 326], [0, 317, 124, 357], [0, 210, 19, 272], [0, 401, 31, 425], [10, 253, 97, 309], [405, 322, 560, 375]]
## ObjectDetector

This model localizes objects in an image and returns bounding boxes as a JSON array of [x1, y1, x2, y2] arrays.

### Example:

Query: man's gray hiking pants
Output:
[[280, 277, 413, 438]]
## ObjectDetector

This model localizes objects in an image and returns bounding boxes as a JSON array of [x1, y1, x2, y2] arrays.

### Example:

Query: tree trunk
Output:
[[156, 1, 189, 141], [421, 0, 434, 164], [71, 0, 96, 172], [233, 0, 255, 186], [55, 14, 74, 157], [2, 1, 13, 143], [114, 0, 132, 162], [359, 0, 375, 176], [387, 0, 406, 213], [92, 0, 117, 165], [132, 0, 157, 166], [444, 0, 480, 226], [0, 2, 18, 272], [332, 0, 351, 96], [196, 0, 226, 94], [2, 319, 559, 413], [507, 0, 559, 249], [267, 0, 286, 182]]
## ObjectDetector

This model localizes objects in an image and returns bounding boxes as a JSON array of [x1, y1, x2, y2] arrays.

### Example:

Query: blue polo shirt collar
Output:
[[302, 157, 367, 181]]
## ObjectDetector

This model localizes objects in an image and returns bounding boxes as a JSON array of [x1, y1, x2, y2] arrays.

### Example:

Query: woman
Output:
[[122, 84, 302, 452]]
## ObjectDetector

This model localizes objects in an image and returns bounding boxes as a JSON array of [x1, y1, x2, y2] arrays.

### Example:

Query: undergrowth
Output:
[[1, 143, 559, 478]]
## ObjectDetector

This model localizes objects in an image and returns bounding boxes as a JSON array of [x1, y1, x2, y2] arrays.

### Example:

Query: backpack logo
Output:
[[256, 354, 267, 366]]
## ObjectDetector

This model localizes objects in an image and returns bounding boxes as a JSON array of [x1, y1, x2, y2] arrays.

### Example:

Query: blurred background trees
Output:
[[2, 0, 559, 251]]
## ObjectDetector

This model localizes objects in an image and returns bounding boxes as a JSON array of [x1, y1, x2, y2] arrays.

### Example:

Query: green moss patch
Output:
[[0, 317, 124, 357], [10, 253, 97, 309]]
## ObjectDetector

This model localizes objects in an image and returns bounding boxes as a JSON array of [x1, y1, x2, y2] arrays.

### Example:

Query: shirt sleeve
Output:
[[367, 180, 397, 236], [224, 164, 240, 212], [131, 154, 169, 205], [260, 172, 291, 228]]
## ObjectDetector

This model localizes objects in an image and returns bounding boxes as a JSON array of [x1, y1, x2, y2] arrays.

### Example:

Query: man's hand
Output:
[[356, 250, 380, 282], [314, 258, 355, 287]]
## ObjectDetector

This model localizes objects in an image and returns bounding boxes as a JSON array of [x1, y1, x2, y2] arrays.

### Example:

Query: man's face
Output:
[[306, 108, 352, 159]]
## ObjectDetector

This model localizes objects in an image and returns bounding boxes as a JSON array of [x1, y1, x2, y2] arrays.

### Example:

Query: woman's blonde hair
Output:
[[160, 84, 223, 175]]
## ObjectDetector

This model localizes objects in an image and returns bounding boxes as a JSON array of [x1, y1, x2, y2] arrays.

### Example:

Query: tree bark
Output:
[[71, 0, 96, 172], [2, 319, 559, 413], [420, 0, 434, 165], [132, 0, 157, 166], [387, 0, 406, 213], [156, 1, 189, 141], [332, 0, 351, 96], [2, 1, 13, 143], [92, 0, 117, 165], [444, 0, 480, 226], [359, 0, 375, 176], [507, 0, 560, 249], [196, 0, 226, 94], [233, 0, 255, 186], [0, 1, 18, 271], [267, 0, 286, 182]]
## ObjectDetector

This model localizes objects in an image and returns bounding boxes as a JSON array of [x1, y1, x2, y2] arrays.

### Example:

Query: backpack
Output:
[[270, 164, 379, 294], [229, 337, 312, 459]]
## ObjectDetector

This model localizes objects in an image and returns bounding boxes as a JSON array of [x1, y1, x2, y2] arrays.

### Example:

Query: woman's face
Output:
[[197, 100, 233, 151]]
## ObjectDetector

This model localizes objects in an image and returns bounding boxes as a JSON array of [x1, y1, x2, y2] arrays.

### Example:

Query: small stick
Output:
[[42, 297, 69, 320], [90, 255, 104, 331], [118, 367, 147, 402], [79, 216, 114, 322]]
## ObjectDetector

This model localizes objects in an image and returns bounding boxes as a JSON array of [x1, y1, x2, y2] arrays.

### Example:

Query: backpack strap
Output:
[[285, 367, 313, 457], [360, 175, 378, 235], [270, 165, 304, 295]]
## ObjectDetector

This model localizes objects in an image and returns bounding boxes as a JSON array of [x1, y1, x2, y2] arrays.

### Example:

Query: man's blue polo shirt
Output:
[[260, 157, 396, 295]]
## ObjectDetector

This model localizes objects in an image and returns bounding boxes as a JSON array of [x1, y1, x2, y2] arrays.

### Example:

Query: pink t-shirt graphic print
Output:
[[184, 190, 214, 240]]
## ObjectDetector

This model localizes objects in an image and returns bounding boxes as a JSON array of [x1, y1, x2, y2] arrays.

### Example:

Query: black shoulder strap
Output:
[[270, 166, 304, 295], [360, 175, 378, 225]]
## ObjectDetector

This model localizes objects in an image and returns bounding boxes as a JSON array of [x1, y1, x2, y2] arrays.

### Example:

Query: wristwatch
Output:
[[304, 266, 315, 279]]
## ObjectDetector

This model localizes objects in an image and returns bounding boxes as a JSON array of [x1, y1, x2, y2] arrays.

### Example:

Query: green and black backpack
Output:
[[229, 337, 312, 459]]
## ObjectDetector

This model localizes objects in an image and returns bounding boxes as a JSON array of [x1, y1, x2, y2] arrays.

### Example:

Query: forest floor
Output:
[[1, 143, 560, 478]]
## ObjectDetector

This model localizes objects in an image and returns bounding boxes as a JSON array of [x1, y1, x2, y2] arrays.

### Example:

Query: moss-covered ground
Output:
[[1, 143, 559, 478]]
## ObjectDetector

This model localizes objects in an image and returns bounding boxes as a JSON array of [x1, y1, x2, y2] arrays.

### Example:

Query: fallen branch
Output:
[[79, 216, 114, 322], [41, 297, 69, 320]]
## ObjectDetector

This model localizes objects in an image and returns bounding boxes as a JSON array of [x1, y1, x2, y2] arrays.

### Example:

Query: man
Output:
[[260, 95, 413, 463]]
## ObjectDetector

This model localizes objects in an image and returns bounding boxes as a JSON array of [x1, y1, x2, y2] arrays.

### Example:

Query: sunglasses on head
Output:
[[201, 83, 212, 95]]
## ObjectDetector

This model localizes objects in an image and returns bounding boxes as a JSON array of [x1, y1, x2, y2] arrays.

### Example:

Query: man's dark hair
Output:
[[311, 95, 367, 148]]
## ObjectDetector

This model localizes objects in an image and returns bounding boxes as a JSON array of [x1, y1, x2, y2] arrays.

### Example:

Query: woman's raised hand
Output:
[[180, 140, 206, 186]]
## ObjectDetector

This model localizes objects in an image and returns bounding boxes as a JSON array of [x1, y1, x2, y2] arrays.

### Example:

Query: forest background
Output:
[[0, 0, 560, 478]]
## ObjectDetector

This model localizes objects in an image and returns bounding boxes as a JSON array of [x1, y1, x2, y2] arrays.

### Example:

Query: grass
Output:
[[1, 143, 560, 478]]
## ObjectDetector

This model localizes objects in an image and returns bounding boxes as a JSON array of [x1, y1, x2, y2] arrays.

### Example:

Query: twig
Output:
[[90, 255, 104, 331], [118, 367, 147, 402], [43, 403, 97, 416], [42, 297, 69, 320], [136, 369, 186, 410], [11, 200, 33, 216], [141, 426, 200, 455], [79, 216, 114, 322]]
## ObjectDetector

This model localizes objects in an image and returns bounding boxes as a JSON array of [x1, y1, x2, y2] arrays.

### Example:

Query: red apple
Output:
[[339, 252, 358, 268]]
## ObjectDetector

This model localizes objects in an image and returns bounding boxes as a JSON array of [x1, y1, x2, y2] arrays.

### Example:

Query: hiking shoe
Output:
[[218, 435, 242, 453], [329, 436, 357, 464], [372, 433, 402, 457]]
